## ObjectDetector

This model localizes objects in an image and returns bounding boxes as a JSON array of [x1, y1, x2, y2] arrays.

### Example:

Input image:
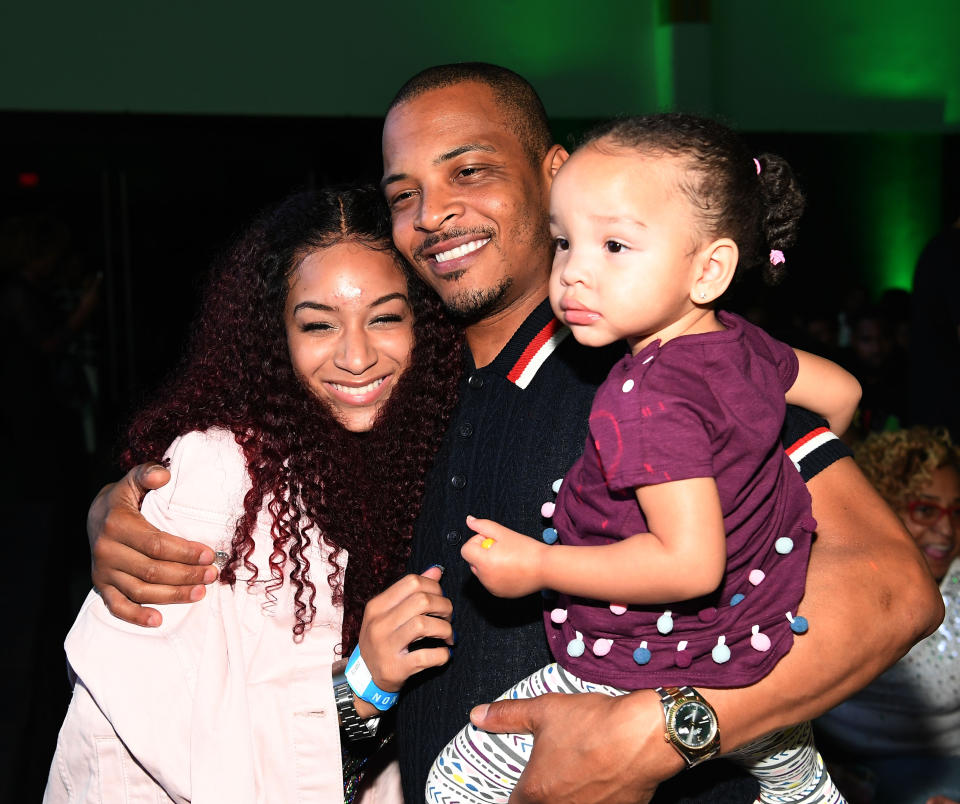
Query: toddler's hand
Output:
[[461, 515, 546, 598]]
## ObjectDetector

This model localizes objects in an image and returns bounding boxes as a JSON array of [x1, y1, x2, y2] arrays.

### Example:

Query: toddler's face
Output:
[[548, 145, 706, 354]]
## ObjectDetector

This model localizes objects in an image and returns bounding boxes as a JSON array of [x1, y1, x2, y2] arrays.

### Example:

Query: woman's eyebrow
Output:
[[293, 301, 336, 314], [369, 292, 408, 308]]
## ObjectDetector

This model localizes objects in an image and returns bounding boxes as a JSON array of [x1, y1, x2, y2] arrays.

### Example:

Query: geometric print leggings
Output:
[[425, 662, 845, 804]]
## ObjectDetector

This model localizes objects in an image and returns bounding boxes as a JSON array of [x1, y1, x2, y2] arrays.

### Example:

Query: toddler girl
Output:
[[425, 114, 859, 804]]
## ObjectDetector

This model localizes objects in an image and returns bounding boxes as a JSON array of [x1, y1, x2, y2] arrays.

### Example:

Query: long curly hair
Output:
[[854, 426, 960, 511], [583, 113, 806, 285], [121, 187, 462, 651]]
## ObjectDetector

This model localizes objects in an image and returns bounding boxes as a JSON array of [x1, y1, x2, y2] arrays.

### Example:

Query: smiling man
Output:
[[86, 63, 943, 804]]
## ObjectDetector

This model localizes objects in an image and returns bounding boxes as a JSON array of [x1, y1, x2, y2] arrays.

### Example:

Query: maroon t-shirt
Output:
[[547, 311, 817, 689]]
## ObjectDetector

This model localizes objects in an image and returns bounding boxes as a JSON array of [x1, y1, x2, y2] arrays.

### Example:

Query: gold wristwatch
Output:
[[655, 686, 721, 767]]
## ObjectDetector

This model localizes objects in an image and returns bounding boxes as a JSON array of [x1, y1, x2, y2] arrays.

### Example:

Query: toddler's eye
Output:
[[604, 241, 625, 253], [554, 237, 570, 251]]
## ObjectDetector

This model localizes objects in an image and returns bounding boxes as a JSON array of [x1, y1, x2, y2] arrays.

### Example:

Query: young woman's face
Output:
[[285, 241, 414, 432], [900, 464, 960, 582], [548, 146, 707, 354]]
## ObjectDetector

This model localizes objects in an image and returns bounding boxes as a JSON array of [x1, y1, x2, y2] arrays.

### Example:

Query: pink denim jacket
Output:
[[44, 429, 402, 803]]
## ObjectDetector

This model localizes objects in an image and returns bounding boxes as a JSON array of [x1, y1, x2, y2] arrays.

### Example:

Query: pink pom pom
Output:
[[593, 638, 613, 657], [751, 625, 771, 652], [609, 603, 628, 615], [550, 608, 568, 624], [541, 501, 556, 518], [769, 250, 786, 266]]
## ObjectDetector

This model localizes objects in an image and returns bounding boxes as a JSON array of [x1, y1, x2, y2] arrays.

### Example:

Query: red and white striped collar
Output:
[[482, 299, 571, 389]]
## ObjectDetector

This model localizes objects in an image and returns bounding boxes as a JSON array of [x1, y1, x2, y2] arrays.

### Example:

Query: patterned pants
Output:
[[425, 663, 845, 804]]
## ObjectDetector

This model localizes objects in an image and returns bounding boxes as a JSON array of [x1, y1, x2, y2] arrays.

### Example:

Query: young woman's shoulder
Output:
[[149, 427, 250, 523]]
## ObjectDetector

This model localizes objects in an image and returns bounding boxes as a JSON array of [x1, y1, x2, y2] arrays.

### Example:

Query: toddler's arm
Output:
[[462, 476, 726, 603], [786, 349, 861, 436]]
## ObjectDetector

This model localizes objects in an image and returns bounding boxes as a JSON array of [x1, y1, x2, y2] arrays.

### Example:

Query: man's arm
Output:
[[473, 456, 944, 803], [88, 463, 217, 626]]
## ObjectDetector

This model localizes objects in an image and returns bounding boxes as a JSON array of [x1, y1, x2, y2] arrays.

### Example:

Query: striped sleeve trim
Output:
[[785, 426, 851, 481]]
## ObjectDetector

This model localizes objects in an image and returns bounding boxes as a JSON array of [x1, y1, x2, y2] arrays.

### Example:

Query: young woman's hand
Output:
[[355, 566, 453, 703], [461, 516, 547, 598]]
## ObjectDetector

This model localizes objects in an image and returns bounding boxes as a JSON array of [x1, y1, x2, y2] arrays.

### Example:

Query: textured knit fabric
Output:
[[550, 311, 816, 689], [43, 429, 401, 804], [816, 556, 960, 758], [398, 298, 852, 803]]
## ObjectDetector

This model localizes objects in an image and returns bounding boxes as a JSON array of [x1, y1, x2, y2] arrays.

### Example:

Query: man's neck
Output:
[[466, 289, 549, 368]]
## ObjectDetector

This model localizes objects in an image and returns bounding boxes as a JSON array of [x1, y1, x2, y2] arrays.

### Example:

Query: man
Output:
[[90, 64, 942, 802]]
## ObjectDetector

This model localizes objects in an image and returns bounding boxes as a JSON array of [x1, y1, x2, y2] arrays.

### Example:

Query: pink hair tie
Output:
[[753, 158, 761, 175], [769, 250, 785, 266]]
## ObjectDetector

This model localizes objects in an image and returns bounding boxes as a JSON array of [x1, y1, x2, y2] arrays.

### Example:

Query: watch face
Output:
[[669, 700, 717, 749]]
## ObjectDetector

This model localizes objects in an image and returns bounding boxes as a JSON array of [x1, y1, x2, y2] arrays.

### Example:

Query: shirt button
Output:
[[450, 474, 467, 489], [467, 373, 484, 389], [458, 422, 474, 438], [445, 530, 461, 544]]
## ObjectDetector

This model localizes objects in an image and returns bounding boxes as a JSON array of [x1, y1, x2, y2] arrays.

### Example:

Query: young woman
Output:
[[44, 187, 462, 803]]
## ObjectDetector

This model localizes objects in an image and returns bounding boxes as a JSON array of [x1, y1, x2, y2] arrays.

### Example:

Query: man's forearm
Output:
[[706, 456, 942, 751]]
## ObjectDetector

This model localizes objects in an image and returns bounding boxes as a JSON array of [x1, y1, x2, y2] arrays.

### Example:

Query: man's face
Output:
[[382, 82, 558, 322]]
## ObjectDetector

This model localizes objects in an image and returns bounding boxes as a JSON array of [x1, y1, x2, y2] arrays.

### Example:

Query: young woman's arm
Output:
[[462, 476, 726, 603], [786, 349, 861, 435]]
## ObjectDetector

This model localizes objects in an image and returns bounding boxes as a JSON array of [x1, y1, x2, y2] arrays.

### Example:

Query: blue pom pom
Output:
[[542, 527, 559, 545], [775, 537, 795, 554], [730, 593, 745, 606], [790, 615, 809, 634], [632, 646, 652, 665], [567, 637, 585, 658]]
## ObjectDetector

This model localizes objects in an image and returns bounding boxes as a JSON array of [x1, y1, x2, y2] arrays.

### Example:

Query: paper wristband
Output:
[[345, 645, 399, 711]]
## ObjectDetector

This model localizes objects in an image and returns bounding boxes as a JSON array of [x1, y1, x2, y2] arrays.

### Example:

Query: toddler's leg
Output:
[[726, 721, 845, 804], [425, 663, 627, 804]]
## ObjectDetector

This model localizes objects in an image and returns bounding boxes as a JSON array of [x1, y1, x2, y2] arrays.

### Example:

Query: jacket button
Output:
[[467, 373, 484, 389], [450, 474, 467, 489]]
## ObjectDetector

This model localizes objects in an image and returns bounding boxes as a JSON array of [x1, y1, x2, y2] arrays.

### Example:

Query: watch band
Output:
[[334, 678, 380, 744], [656, 685, 721, 767]]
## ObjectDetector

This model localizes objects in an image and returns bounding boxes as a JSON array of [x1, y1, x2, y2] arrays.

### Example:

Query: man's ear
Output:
[[691, 238, 738, 304], [543, 145, 569, 183]]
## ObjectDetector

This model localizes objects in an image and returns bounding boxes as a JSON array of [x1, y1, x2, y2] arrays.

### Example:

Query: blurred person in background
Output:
[[817, 426, 960, 804]]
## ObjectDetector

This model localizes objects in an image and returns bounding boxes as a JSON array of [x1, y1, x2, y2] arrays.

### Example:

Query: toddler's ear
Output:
[[691, 239, 738, 304]]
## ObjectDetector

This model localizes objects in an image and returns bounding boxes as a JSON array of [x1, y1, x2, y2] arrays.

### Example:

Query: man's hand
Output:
[[88, 463, 217, 627], [471, 689, 682, 803], [461, 515, 547, 598]]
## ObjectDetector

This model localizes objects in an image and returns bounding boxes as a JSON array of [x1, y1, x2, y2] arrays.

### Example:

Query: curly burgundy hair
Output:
[[121, 187, 462, 651]]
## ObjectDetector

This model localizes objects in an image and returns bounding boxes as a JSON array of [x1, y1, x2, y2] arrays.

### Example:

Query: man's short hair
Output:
[[388, 62, 553, 166]]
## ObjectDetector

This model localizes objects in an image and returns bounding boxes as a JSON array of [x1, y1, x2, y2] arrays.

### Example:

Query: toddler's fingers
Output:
[[465, 515, 513, 538], [461, 533, 495, 564]]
